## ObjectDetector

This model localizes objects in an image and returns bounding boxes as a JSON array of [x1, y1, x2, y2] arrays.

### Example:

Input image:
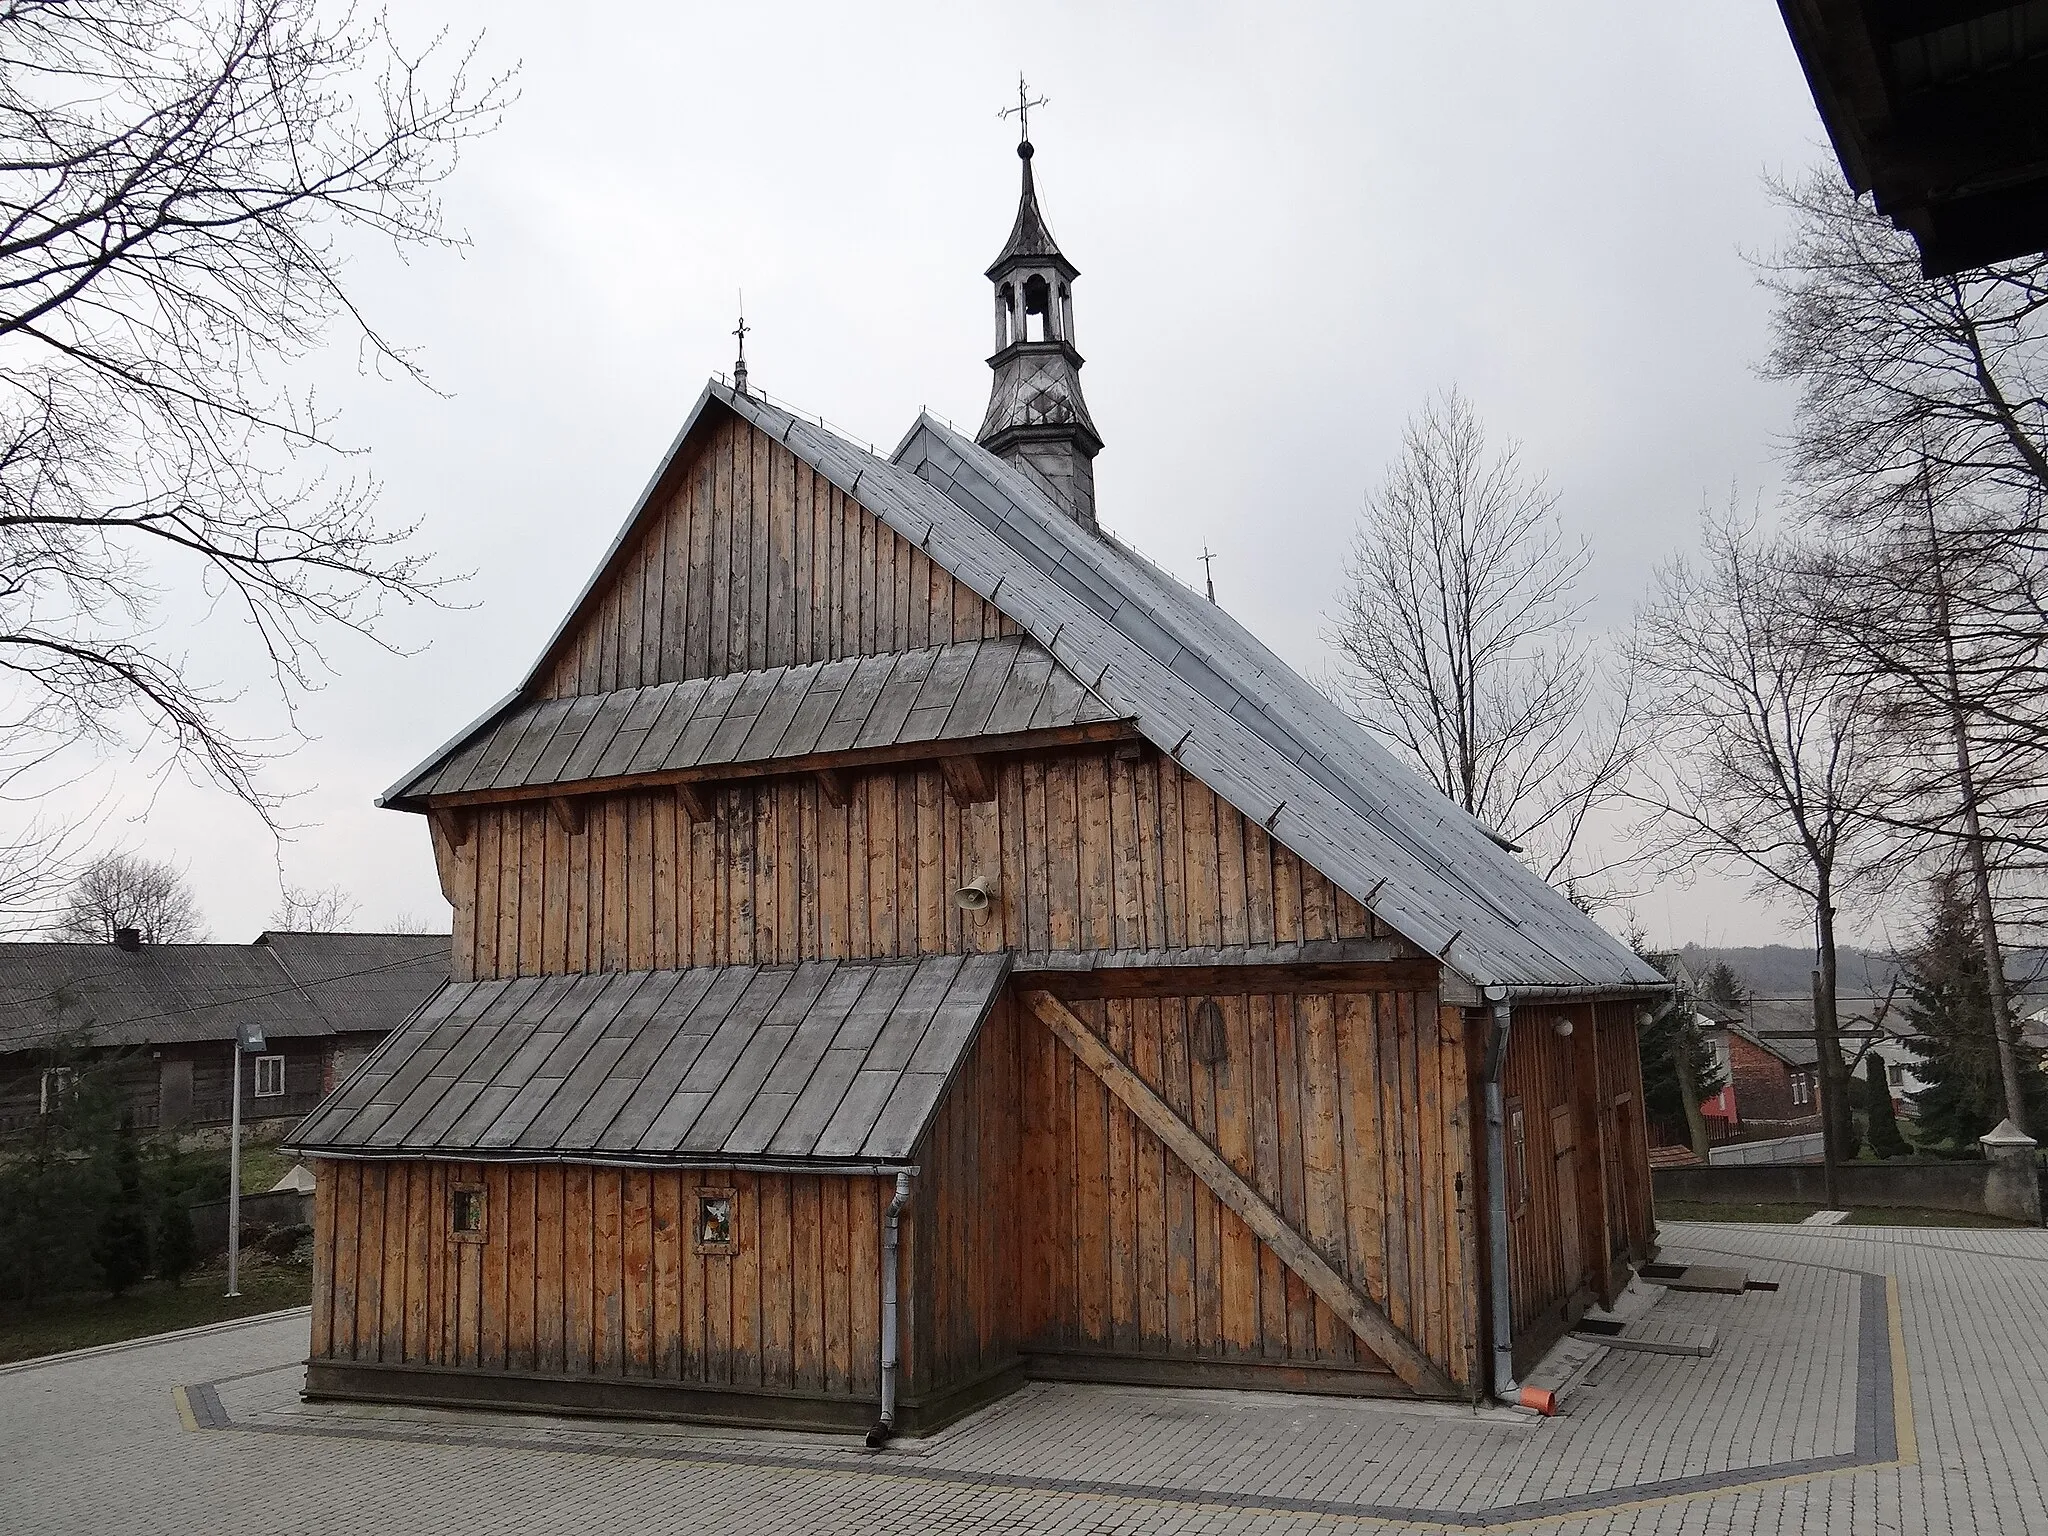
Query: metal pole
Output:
[[226, 1039, 242, 1298]]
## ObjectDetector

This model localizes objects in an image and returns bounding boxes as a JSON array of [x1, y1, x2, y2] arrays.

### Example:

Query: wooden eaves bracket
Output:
[[1023, 990, 1458, 1399]]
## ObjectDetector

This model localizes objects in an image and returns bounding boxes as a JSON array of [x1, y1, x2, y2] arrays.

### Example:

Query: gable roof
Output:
[[290, 954, 1008, 1168], [390, 381, 1661, 999], [0, 934, 449, 1054]]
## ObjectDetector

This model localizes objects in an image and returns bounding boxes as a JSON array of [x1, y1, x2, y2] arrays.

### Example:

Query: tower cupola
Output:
[[977, 88, 1102, 528]]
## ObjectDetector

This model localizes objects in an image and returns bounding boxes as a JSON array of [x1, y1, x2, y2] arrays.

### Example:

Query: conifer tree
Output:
[[1906, 873, 2048, 1150], [153, 1195, 196, 1287], [1864, 1052, 1910, 1159], [94, 1112, 150, 1296]]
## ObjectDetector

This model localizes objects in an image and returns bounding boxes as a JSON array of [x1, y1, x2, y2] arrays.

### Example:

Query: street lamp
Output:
[[226, 1019, 267, 1298]]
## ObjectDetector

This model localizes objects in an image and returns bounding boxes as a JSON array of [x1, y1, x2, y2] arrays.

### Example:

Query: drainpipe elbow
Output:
[[1495, 1384, 1557, 1416]]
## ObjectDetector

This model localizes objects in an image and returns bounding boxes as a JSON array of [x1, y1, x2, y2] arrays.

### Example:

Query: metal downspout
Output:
[[866, 1170, 915, 1448], [1483, 994, 1555, 1415]]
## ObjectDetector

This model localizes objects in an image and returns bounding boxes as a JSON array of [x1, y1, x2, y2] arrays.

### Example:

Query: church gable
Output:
[[534, 412, 1016, 700]]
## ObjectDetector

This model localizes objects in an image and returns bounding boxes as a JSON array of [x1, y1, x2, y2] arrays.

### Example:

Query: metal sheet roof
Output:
[[389, 634, 1123, 806], [0, 934, 449, 1053], [705, 387, 1656, 996], [382, 378, 1660, 997], [289, 954, 1009, 1167]]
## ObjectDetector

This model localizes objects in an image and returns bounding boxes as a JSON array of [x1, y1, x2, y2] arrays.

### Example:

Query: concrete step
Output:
[[1637, 1262, 1749, 1294], [1571, 1315, 1719, 1357]]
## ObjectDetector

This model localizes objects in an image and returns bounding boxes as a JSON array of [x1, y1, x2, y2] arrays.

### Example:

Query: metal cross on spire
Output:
[[998, 73, 1049, 143], [1199, 546, 1217, 604], [732, 292, 750, 397]]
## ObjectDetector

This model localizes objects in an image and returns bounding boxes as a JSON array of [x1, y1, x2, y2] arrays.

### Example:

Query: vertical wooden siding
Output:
[[1499, 1001, 1651, 1337], [1499, 1001, 1577, 1336], [534, 415, 1016, 700], [906, 996, 1023, 1398], [1595, 1000, 1655, 1263], [311, 1159, 889, 1402], [438, 751, 1386, 982], [1018, 989, 1475, 1389]]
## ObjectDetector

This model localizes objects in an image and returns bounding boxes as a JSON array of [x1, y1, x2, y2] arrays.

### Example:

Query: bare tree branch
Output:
[[1325, 387, 1642, 894]]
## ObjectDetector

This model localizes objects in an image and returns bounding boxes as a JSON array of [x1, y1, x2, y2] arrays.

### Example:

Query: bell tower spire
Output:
[[978, 78, 1102, 528]]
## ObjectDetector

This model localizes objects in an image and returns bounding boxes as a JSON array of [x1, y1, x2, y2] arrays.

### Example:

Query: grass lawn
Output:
[[0, 1254, 310, 1365], [1658, 1200, 2028, 1229]]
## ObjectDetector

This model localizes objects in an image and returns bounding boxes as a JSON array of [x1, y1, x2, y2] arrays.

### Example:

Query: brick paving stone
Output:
[[5, 1221, 2047, 1533]]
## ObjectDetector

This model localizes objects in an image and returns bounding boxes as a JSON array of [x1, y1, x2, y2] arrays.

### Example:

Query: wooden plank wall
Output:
[[535, 415, 1017, 699], [1499, 1001, 1579, 1337], [1595, 1000, 1655, 1263], [906, 996, 1023, 1398], [438, 750, 1386, 982], [1017, 988, 1475, 1390], [309, 1159, 889, 1403], [1498, 999, 1657, 1338]]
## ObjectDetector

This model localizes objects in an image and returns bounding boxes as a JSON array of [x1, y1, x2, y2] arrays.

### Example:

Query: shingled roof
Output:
[[0, 933, 449, 1054], [388, 633, 1125, 807], [291, 954, 1009, 1168], [386, 381, 1662, 999]]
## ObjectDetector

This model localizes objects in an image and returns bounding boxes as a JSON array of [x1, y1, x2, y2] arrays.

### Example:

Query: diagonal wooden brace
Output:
[[1025, 990, 1458, 1398]]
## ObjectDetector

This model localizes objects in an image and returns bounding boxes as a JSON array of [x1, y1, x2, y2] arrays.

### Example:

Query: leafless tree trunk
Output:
[[1630, 513, 1890, 1168], [50, 852, 205, 943], [0, 0, 511, 926], [1326, 388, 1641, 892]]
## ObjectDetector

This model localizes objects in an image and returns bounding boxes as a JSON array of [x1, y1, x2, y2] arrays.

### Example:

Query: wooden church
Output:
[[291, 128, 1667, 1438]]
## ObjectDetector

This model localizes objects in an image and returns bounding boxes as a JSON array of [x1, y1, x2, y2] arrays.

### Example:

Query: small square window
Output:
[[695, 1189, 736, 1254], [451, 1186, 487, 1242], [253, 1054, 285, 1097]]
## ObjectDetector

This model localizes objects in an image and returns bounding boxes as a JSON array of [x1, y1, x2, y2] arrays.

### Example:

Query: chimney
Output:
[[112, 927, 141, 952]]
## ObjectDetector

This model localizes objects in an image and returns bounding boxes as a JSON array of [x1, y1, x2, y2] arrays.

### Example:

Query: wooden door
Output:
[[1550, 1105, 1583, 1297]]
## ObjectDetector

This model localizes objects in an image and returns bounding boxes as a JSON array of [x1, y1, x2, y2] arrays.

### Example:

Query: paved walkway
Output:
[[4, 1221, 2045, 1533]]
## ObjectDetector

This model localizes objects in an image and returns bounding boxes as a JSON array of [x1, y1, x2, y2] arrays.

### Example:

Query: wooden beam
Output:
[[674, 782, 713, 824], [816, 767, 856, 809], [939, 754, 995, 806], [549, 796, 587, 836], [432, 807, 472, 849], [1024, 990, 1457, 1398]]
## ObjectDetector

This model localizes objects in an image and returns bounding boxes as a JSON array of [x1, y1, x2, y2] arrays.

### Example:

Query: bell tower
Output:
[[977, 84, 1102, 528]]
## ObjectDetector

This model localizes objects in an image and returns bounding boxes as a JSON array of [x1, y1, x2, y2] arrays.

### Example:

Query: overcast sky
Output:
[[40, 2, 1855, 950]]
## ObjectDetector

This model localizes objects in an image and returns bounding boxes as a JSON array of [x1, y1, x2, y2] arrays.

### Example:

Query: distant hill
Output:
[[1674, 942, 2048, 1004]]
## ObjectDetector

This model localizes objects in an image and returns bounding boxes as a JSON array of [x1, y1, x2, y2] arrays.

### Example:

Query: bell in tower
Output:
[[977, 89, 1102, 528]]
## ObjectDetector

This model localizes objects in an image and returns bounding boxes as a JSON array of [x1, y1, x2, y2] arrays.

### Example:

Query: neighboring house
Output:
[[290, 132, 1665, 1436], [0, 931, 448, 1136], [1743, 994, 1912, 1117], [1641, 964, 1824, 1152]]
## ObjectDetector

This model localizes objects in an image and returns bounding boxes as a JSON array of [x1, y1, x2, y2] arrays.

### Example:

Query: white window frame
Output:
[[253, 1053, 286, 1098], [39, 1066, 73, 1114]]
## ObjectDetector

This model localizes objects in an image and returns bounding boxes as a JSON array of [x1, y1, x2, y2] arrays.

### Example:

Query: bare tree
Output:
[[382, 910, 444, 936], [1326, 389, 1641, 890], [1629, 512, 1891, 1163], [51, 852, 205, 944], [1760, 171, 2048, 518], [0, 0, 510, 924], [1761, 174, 2047, 1130], [269, 882, 358, 932]]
